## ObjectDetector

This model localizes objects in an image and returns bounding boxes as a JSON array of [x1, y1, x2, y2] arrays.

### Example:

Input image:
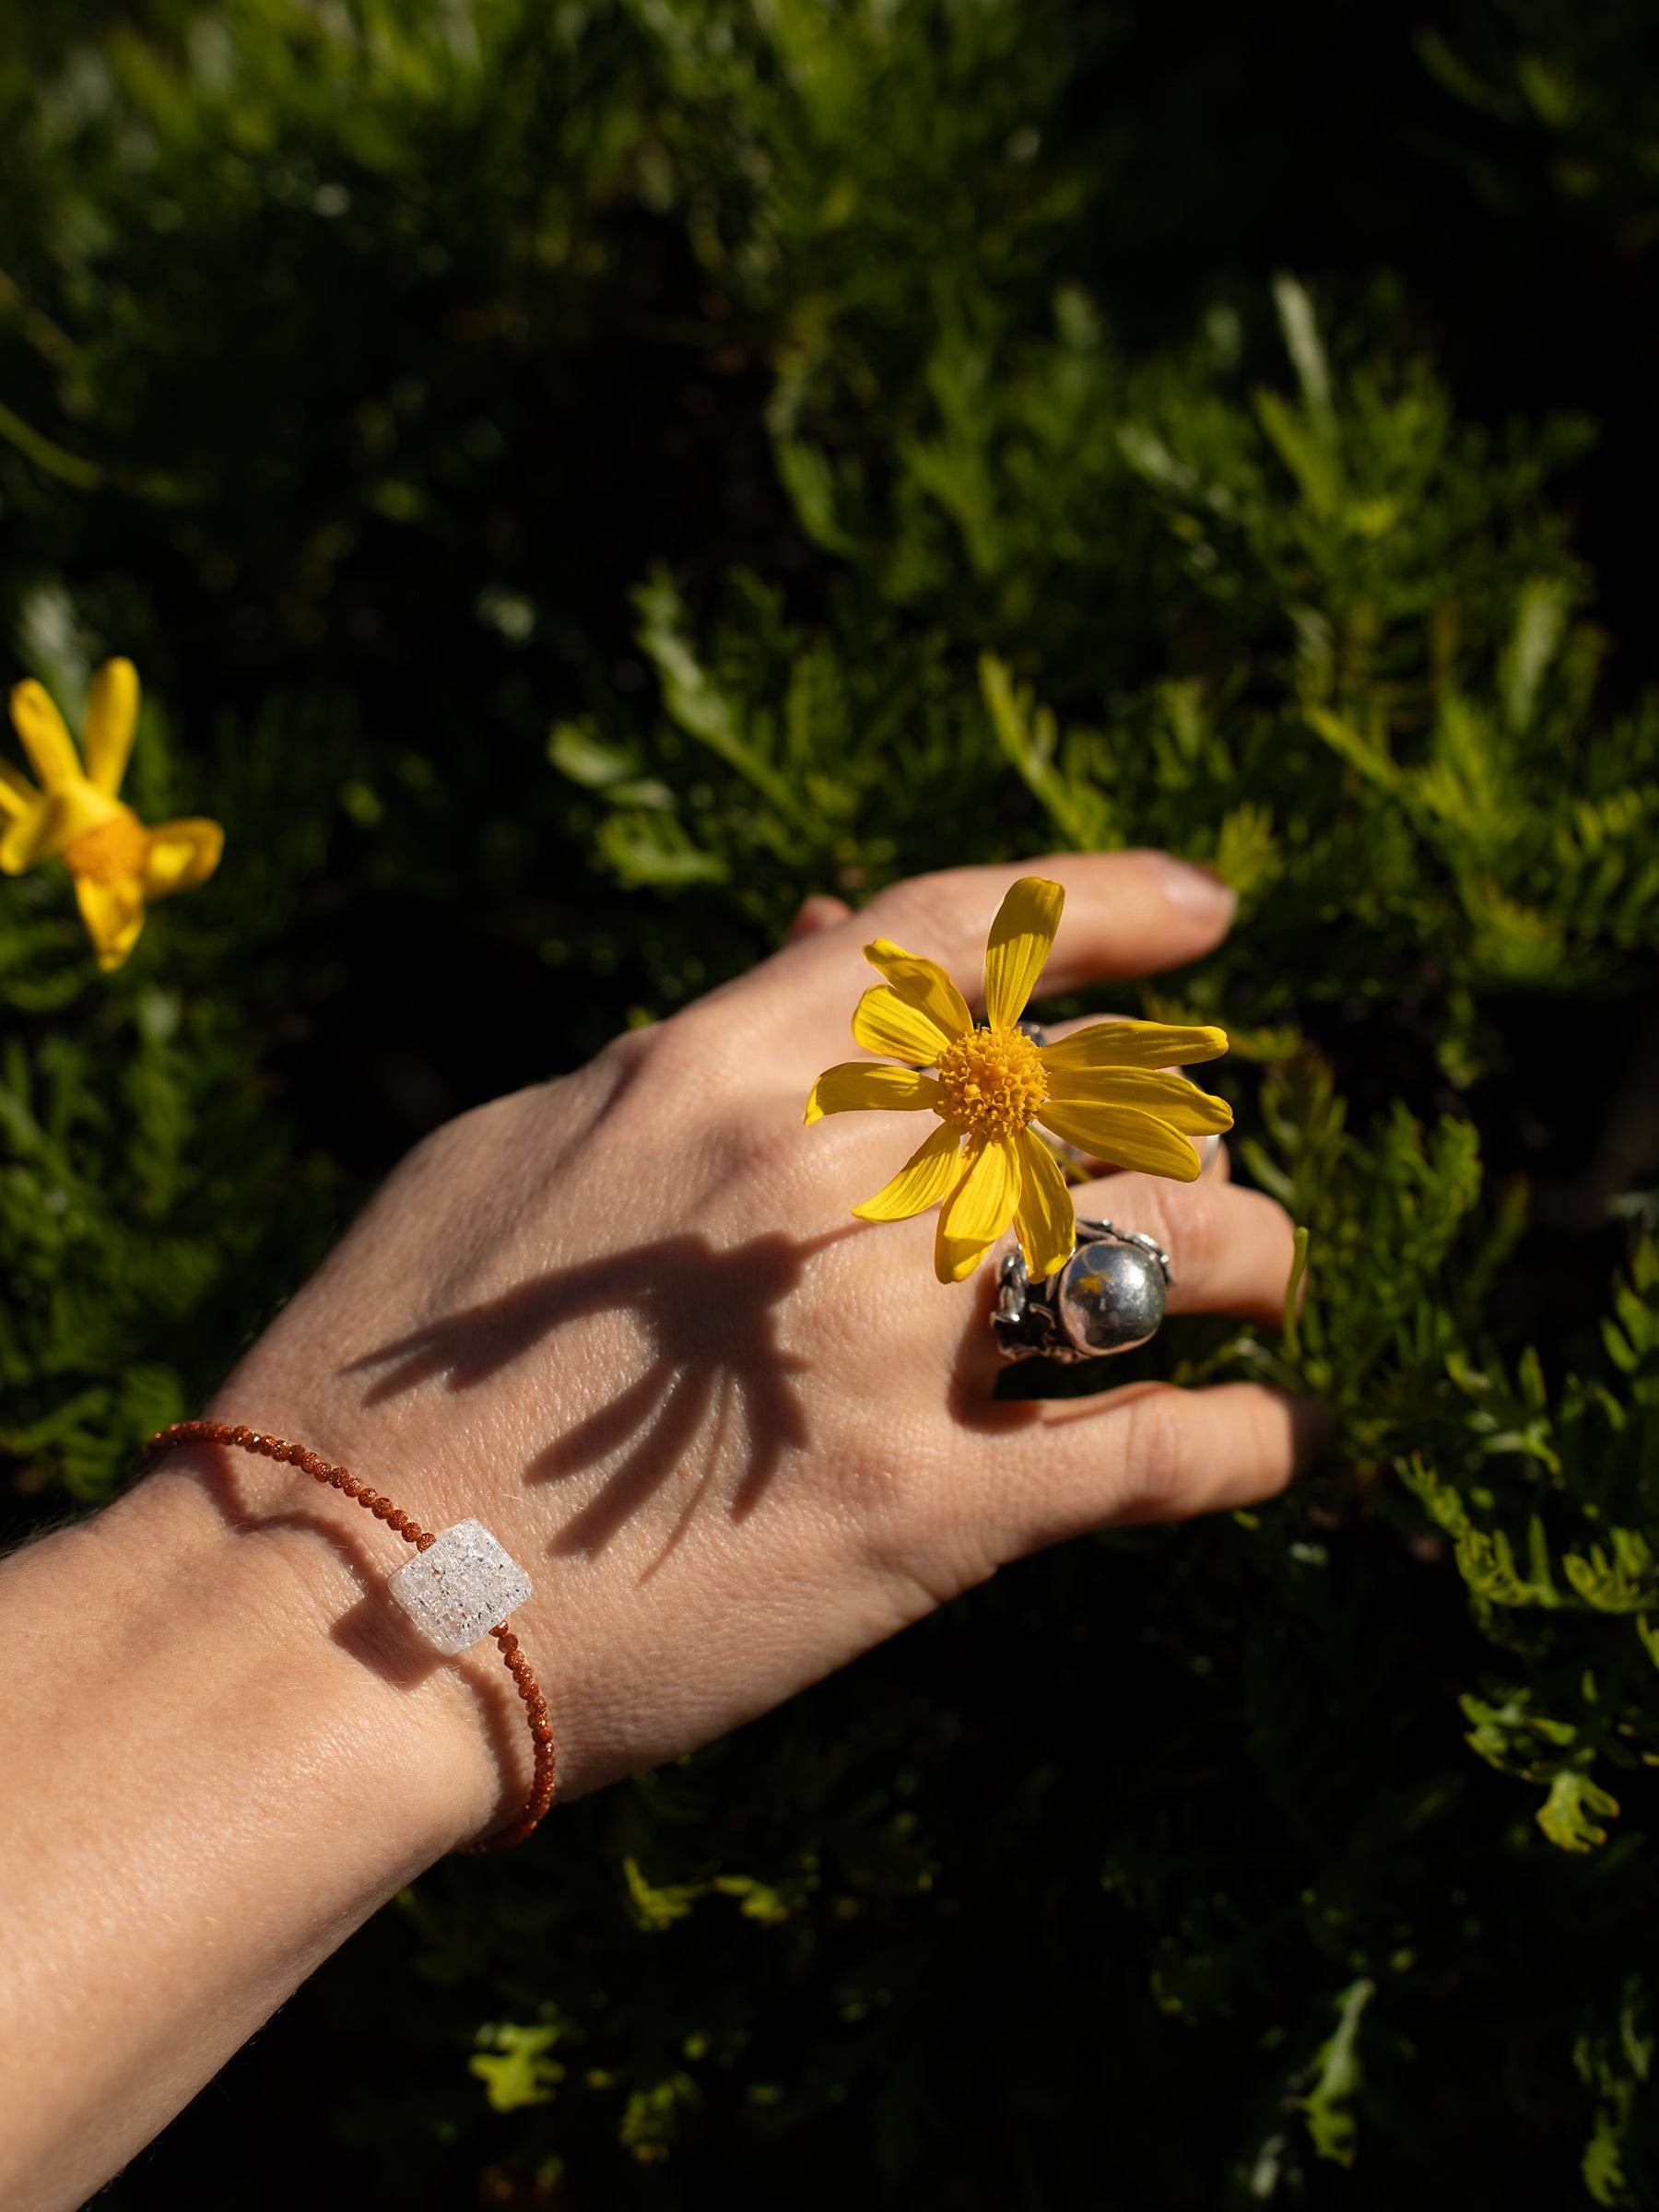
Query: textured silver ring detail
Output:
[[993, 1217, 1174, 1364]]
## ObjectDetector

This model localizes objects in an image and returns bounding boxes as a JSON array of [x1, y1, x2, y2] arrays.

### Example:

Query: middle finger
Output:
[[1062, 1156, 1294, 1326]]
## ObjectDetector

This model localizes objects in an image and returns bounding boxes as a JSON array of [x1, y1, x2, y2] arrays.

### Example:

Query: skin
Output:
[[0, 850, 1312, 2212]]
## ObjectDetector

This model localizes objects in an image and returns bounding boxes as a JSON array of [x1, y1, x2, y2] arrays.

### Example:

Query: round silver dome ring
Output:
[[992, 1217, 1174, 1364]]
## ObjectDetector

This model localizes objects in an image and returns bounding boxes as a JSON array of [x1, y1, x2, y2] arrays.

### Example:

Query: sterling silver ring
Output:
[[993, 1218, 1174, 1364]]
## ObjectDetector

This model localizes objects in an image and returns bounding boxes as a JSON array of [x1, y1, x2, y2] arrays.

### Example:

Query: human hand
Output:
[[197, 848, 1312, 1834], [0, 848, 1314, 2212]]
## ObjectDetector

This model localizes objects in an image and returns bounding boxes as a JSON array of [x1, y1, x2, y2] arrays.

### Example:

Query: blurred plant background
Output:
[[6, 0, 1659, 2203]]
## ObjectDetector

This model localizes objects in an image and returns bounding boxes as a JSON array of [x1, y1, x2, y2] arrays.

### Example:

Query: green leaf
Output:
[[1296, 1979, 1374, 2167], [1537, 1771, 1621, 1853], [468, 2023, 565, 2114]]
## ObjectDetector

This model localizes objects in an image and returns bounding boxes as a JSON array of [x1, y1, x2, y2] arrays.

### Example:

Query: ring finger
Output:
[[949, 1153, 1295, 1391]]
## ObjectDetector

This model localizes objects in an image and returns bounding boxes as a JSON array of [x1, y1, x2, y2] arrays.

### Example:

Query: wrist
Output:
[[0, 1456, 500, 2212], [197, 1339, 587, 1803], [128, 1439, 516, 1855]]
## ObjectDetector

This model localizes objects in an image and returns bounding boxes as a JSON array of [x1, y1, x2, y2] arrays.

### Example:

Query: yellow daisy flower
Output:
[[0, 658, 223, 971], [805, 876, 1234, 1285]]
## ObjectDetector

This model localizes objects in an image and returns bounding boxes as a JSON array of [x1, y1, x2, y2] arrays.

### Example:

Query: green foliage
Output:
[[5, 0, 1659, 2204], [470, 2020, 570, 2114]]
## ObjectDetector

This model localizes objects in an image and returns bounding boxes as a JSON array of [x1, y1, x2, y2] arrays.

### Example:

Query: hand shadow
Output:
[[348, 1230, 852, 1565]]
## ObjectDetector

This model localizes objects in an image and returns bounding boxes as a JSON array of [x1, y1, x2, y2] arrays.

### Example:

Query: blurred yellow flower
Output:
[[0, 659, 223, 971], [806, 876, 1234, 1284]]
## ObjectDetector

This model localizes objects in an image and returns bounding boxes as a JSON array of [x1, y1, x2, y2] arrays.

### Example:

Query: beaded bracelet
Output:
[[132, 1419, 555, 1851]]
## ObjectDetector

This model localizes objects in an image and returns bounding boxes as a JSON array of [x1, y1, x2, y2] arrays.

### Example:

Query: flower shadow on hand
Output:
[[347, 1231, 848, 1562]]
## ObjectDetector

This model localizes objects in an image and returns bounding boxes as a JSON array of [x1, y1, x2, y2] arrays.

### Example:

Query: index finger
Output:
[[713, 851, 1238, 1061]]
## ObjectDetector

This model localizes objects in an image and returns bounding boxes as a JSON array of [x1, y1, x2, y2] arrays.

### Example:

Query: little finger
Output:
[[982, 1380, 1321, 1554]]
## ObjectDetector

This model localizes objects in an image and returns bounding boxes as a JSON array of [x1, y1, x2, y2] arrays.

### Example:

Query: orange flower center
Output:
[[61, 808, 149, 887], [935, 1024, 1048, 1141]]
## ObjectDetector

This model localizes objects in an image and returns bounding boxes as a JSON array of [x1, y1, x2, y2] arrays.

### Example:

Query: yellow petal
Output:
[[9, 679, 83, 792], [935, 1133, 1020, 1283], [983, 876, 1064, 1031], [1037, 1099, 1203, 1182], [805, 1061, 942, 1124], [853, 1121, 964, 1222], [81, 658, 139, 797], [0, 806, 51, 875], [1049, 1066, 1233, 1135], [862, 937, 972, 1044], [1013, 1130, 1075, 1282], [0, 782, 118, 875], [73, 873, 147, 971], [851, 983, 955, 1067], [0, 754, 40, 820], [0, 759, 48, 873], [1039, 1018, 1228, 1077], [141, 817, 224, 901]]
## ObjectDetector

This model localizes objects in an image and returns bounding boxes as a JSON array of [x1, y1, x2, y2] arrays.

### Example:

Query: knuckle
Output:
[[589, 1005, 817, 1196], [1094, 1177, 1221, 1285], [1150, 1181, 1224, 1282], [597, 1009, 688, 1078], [392, 1091, 507, 1184], [594, 1003, 734, 1104], [860, 869, 993, 963], [705, 1111, 806, 1193], [1118, 1386, 1193, 1519]]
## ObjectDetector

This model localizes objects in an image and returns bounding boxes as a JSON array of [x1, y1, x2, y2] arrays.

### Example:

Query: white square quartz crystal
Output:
[[388, 1518, 533, 1655]]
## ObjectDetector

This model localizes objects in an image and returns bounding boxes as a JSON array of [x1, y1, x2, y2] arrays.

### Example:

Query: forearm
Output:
[[0, 1453, 498, 2212]]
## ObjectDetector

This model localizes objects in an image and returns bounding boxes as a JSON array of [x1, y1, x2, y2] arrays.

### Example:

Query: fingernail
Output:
[[1196, 1133, 1222, 1171], [1150, 854, 1237, 923]]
